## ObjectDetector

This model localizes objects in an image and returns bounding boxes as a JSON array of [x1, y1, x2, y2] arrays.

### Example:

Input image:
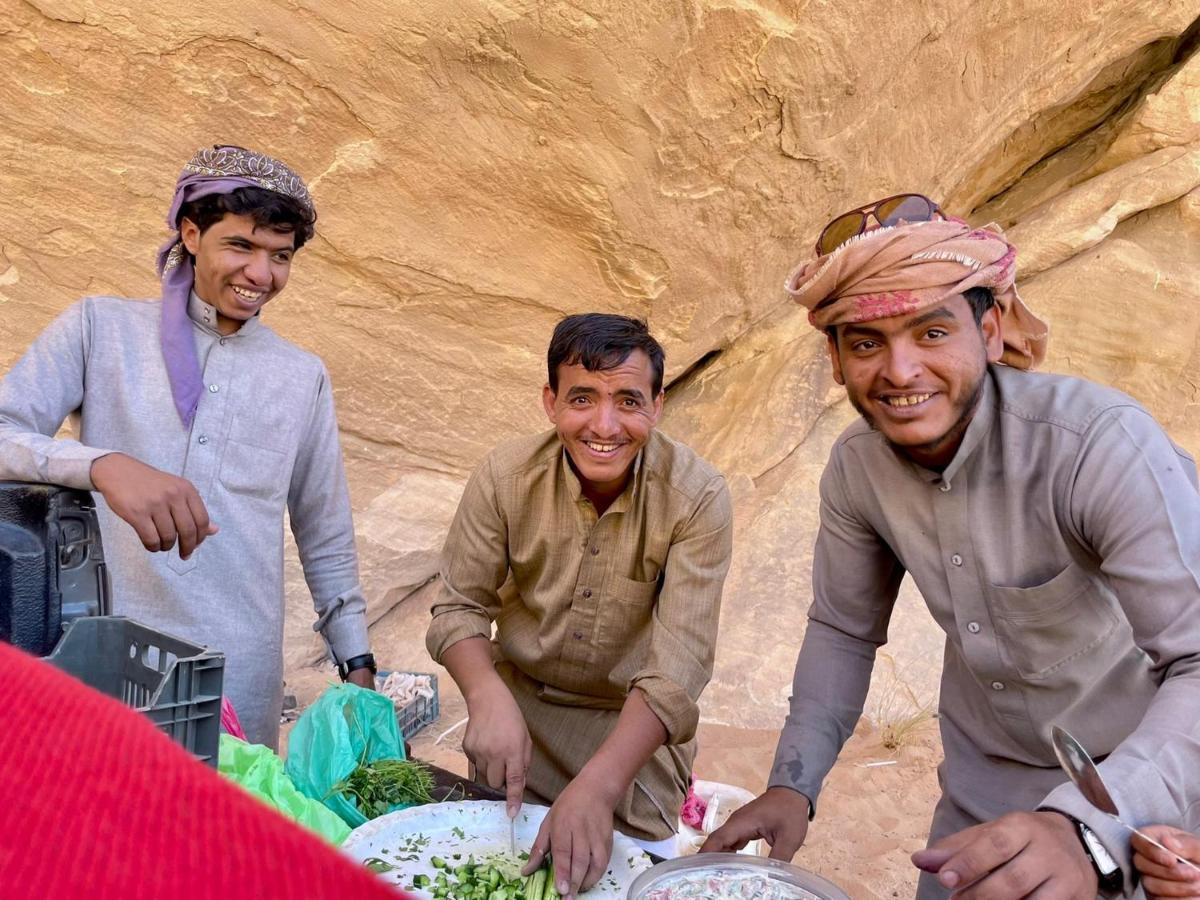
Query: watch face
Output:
[[1081, 825, 1120, 875]]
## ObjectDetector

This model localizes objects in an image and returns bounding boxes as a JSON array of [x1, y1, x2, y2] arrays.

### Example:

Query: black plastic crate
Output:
[[46, 616, 224, 766], [376, 670, 440, 740]]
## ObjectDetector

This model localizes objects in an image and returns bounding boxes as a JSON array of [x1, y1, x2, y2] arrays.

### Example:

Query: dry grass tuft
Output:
[[868, 652, 935, 751]]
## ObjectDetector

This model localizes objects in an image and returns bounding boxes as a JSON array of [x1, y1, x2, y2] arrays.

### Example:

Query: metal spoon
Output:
[[1050, 726, 1200, 874]]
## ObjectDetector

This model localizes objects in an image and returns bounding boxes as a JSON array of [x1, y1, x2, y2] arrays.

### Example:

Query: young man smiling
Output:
[[427, 314, 733, 899], [0, 146, 376, 747], [703, 197, 1200, 899]]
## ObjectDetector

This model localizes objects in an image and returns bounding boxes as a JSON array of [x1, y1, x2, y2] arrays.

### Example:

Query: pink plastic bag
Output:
[[679, 775, 708, 829], [221, 696, 248, 741]]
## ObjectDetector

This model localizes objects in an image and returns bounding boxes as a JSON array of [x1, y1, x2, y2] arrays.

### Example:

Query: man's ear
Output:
[[827, 333, 845, 385], [650, 390, 664, 426], [980, 304, 1003, 363], [180, 217, 201, 256], [542, 383, 558, 423]]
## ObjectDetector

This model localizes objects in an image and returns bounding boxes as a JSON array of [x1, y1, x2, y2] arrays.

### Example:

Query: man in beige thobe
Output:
[[427, 313, 732, 900]]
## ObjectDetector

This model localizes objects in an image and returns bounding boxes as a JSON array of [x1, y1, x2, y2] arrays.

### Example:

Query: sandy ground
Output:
[[281, 661, 942, 899]]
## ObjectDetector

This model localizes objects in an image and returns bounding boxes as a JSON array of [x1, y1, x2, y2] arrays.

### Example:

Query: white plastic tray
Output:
[[343, 799, 652, 897]]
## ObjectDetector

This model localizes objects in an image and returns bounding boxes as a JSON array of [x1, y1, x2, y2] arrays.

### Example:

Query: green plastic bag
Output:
[[218, 734, 351, 845], [284, 683, 408, 828]]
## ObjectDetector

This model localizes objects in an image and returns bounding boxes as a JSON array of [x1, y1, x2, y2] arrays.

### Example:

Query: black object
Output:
[[0, 482, 110, 656], [338, 651, 377, 681]]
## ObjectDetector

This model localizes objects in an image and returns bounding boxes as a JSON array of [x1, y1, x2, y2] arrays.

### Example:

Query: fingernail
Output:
[[939, 871, 959, 888], [558, 881, 569, 894]]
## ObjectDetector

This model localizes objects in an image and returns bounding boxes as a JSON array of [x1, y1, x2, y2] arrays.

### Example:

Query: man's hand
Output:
[[521, 772, 615, 898], [461, 678, 531, 817], [91, 453, 217, 559], [1133, 825, 1200, 898], [700, 786, 812, 860], [911, 810, 1097, 898], [346, 668, 375, 690]]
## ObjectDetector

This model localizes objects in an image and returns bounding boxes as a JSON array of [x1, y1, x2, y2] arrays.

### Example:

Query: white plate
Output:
[[343, 799, 652, 897]]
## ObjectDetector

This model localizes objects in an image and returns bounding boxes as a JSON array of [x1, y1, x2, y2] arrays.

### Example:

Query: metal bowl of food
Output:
[[626, 852, 851, 900]]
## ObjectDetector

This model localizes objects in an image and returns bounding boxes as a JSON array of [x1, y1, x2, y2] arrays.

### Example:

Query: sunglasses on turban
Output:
[[815, 193, 943, 256]]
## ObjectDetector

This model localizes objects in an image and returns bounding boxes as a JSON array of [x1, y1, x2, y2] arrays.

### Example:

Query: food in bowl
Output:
[[639, 867, 821, 899]]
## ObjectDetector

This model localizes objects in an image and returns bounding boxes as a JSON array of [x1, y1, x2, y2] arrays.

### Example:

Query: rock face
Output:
[[1, 2, 1198, 732]]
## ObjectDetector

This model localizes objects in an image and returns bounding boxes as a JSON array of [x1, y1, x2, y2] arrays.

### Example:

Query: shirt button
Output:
[[951, 553, 963, 566], [219, 338, 228, 346], [589, 546, 600, 556], [991, 681, 1005, 691], [967, 621, 981, 634], [208, 384, 219, 393], [572, 631, 584, 641], [582, 589, 592, 599], [197, 435, 209, 445], [939, 482, 951, 492]]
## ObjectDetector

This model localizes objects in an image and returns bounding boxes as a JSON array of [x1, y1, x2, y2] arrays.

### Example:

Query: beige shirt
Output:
[[426, 428, 733, 748], [0, 295, 370, 747], [769, 364, 1200, 888]]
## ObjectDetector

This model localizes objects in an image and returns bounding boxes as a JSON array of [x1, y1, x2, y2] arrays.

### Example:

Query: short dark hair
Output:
[[824, 286, 998, 340], [962, 286, 996, 323], [547, 314, 666, 395], [177, 186, 317, 250]]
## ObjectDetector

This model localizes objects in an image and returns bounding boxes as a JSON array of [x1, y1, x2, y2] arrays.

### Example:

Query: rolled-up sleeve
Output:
[[0, 300, 113, 488], [627, 475, 732, 746], [1039, 406, 1200, 886], [767, 453, 904, 813], [287, 365, 369, 665], [425, 456, 510, 662]]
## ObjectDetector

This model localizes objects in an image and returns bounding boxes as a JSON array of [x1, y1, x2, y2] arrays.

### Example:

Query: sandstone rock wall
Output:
[[1, 1, 1197, 728]]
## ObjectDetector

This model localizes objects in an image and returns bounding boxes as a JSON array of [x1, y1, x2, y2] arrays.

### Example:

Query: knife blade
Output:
[[509, 813, 516, 857]]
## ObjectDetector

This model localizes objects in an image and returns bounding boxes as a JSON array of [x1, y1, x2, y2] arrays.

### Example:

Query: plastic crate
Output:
[[46, 616, 224, 767], [375, 670, 440, 740]]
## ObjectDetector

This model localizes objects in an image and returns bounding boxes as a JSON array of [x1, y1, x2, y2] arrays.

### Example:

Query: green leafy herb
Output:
[[330, 758, 436, 819]]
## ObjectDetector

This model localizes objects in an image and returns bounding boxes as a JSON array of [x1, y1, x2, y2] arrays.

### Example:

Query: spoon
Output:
[[1050, 725, 1200, 874]]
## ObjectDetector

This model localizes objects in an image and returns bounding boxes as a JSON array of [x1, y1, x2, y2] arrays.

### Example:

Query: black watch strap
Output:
[[338, 652, 377, 682]]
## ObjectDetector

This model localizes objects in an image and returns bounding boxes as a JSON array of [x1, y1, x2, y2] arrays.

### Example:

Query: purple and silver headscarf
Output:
[[155, 145, 316, 428]]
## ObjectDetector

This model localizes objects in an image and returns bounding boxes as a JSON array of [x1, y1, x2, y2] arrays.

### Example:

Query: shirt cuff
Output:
[[55, 446, 115, 491], [426, 611, 493, 663], [312, 587, 370, 664], [628, 672, 699, 745], [766, 732, 827, 819]]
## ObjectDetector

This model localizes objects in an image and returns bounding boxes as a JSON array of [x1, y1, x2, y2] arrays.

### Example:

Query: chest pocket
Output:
[[599, 573, 659, 645], [219, 434, 291, 503], [986, 561, 1120, 680]]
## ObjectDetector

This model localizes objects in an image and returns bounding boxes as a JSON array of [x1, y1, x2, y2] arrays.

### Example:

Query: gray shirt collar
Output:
[[187, 290, 263, 338]]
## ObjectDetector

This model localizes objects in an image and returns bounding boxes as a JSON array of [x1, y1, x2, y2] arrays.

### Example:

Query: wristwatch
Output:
[[1074, 819, 1124, 894], [337, 652, 377, 682]]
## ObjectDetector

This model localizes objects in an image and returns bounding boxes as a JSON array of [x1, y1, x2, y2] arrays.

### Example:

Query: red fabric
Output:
[[0, 641, 410, 899]]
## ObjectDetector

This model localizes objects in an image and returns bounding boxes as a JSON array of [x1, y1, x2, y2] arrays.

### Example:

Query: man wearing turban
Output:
[[0, 146, 376, 747], [704, 195, 1200, 898]]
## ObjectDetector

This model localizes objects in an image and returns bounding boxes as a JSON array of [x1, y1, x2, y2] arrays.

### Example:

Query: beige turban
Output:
[[785, 218, 1048, 369]]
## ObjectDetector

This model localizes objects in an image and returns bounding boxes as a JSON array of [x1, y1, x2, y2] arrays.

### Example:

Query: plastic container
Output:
[[375, 670, 440, 740], [626, 852, 851, 900], [46, 616, 224, 767]]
